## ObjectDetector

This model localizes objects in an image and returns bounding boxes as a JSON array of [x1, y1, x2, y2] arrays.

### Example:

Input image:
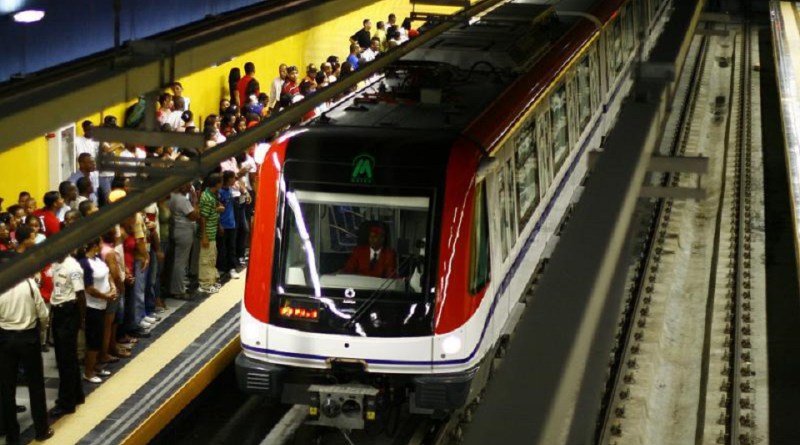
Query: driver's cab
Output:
[[275, 187, 433, 337]]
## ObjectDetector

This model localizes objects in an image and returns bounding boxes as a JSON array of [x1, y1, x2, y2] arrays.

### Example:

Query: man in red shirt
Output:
[[34, 191, 64, 237], [237, 62, 260, 107], [281, 66, 300, 97], [341, 225, 397, 278]]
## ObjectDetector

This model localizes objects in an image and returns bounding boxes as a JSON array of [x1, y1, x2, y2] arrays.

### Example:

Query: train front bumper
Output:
[[235, 352, 285, 398]]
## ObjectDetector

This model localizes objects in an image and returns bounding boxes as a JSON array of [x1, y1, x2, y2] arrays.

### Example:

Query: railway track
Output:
[[598, 17, 767, 445], [254, 405, 466, 445], [700, 16, 768, 445]]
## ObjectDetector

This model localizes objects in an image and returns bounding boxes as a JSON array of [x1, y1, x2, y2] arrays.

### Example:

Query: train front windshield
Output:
[[274, 187, 435, 337]]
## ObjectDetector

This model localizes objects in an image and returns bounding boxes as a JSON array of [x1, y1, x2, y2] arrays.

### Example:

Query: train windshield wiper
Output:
[[342, 254, 419, 330]]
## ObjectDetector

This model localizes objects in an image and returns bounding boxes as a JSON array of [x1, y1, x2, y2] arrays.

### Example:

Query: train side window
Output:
[[550, 84, 569, 172], [536, 105, 552, 197], [504, 157, 517, 240], [607, 18, 622, 79], [578, 55, 592, 129], [515, 116, 539, 229], [589, 46, 600, 119], [566, 72, 579, 152], [469, 182, 491, 294], [496, 158, 515, 261], [621, 6, 633, 53]]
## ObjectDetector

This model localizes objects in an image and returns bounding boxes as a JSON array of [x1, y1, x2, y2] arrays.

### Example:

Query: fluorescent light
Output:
[[0, 0, 25, 14], [13, 9, 44, 23]]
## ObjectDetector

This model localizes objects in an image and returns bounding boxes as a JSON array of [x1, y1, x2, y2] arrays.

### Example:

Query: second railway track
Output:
[[599, 16, 768, 445]]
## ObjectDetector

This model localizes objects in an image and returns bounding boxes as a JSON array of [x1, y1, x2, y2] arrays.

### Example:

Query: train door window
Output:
[[550, 84, 569, 173], [497, 159, 515, 261], [578, 55, 592, 129], [608, 19, 623, 78], [566, 72, 579, 151], [469, 182, 491, 294], [536, 104, 552, 198], [631, 0, 644, 44], [515, 115, 539, 229], [624, 5, 635, 52], [505, 157, 517, 239], [589, 46, 600, 115], [605, 28, 613, 83]]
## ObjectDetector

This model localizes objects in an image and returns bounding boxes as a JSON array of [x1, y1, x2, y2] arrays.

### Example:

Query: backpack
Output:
[[124, 97, 147, 128]]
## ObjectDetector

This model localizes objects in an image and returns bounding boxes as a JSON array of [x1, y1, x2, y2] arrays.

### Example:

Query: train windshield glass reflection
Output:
[[282, 189, 431, 295]]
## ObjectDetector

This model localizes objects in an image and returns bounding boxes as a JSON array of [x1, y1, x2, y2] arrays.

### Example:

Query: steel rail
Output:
[[596, 29, 710, 444], [0, 0, 508, 295], [728, 15, 752, 445]]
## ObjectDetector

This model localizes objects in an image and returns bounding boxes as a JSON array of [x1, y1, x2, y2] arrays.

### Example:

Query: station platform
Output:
[[3, 272, 244, 445], [770, 0, 800, 248]]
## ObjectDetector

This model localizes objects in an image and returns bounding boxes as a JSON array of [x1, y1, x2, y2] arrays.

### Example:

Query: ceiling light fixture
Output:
[[13, 9, 44, 23]]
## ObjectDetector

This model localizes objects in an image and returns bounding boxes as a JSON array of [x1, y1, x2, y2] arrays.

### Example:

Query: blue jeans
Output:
[[131, 259, 148, 328], [144, 248, 158, 316], [115, 287, 125, 326], [98, 176, 113, 205]]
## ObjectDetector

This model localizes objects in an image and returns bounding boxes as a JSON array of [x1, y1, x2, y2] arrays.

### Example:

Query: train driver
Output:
[[340, 225, 397, 278]]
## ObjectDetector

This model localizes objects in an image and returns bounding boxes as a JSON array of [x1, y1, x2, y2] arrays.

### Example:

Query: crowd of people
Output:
[[0, 12, 418, 444]]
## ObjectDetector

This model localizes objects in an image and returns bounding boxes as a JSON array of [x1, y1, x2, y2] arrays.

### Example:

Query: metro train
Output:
[[236, 0, 672, 431]]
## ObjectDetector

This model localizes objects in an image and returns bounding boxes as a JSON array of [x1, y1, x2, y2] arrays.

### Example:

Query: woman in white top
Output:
[[78, 239, 117, 383]]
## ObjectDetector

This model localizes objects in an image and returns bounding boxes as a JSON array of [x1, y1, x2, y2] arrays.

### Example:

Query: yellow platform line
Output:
[[37, 273, 246, 445]]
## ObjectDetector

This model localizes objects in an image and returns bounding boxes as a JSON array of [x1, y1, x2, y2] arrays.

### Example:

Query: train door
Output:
[[468, 179, 494, 357], [486, 145, 517, 343], [535, 101, 553, 200]]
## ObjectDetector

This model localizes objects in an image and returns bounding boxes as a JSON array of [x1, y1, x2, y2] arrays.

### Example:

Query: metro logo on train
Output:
[[351, 153, 375, 184]]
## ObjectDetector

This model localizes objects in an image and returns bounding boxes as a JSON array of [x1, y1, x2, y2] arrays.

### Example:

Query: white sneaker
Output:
[[139, 320, 153, 329], [229, 269, 240, 279], [143, 315, 158, 324], [199, 285, 219, 294]]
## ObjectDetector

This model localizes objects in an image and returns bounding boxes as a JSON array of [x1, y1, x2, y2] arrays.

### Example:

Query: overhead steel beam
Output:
[[0, 0, 377, 151], [462, 1, 706, 444], [648, 154, 709, 173], [0, 0, 506, 295], [640, 185, 707, 200]]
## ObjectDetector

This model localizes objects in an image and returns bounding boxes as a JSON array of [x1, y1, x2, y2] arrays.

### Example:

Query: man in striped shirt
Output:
[[198, 174, 225, 294]]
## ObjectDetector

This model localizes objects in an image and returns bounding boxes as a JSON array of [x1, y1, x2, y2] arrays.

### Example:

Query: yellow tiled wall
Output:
[[0, 0, 461, 205]]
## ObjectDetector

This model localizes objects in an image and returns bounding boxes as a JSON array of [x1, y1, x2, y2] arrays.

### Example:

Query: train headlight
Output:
[[321, 397, 341, 418], [442, 335, 462, 354]]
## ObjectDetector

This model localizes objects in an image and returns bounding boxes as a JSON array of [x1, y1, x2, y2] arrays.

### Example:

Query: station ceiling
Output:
[[0, 0, 265, 82]]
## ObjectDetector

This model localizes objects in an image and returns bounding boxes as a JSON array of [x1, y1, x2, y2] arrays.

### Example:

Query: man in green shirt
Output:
[[198, 174, 225, 293]]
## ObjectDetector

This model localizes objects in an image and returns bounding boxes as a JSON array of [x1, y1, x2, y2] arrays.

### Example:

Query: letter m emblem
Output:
[[351, 154, 375, 184]]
